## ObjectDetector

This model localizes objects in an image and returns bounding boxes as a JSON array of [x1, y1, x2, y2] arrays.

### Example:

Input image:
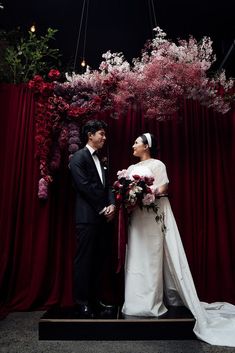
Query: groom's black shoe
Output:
[[74, 303, 94, 319], [93, 301, 118, 319]]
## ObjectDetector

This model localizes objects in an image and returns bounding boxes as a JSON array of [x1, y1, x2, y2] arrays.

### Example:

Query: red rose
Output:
[[28, 80, 35, 89], [35, 135, 45, 144], [132, 175, 141, 181], [145, 176, 154, 186], [34, 75, 44, 82], [48, 69, 61, 80], [146, 186, 152, 194]]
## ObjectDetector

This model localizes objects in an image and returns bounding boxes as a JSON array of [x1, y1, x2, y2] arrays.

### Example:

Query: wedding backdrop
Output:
[[0, 83, 234, 318], [0, 27, 235, 318]]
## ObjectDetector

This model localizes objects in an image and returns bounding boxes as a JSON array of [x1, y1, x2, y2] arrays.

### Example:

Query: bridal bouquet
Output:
[[113, 169, 156, 212]]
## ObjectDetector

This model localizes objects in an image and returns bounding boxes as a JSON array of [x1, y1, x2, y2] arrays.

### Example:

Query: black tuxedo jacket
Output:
[[69, 147, 115, 224]]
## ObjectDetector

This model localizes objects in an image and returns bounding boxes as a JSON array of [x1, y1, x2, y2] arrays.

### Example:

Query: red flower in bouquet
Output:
[[29, 74, 56, 199]]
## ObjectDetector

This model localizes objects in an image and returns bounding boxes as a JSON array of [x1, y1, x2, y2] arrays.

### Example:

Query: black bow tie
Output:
[[93, 150, 100, 158]]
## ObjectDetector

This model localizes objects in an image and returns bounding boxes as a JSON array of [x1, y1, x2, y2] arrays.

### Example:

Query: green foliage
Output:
[[0, 28, 61, 83]]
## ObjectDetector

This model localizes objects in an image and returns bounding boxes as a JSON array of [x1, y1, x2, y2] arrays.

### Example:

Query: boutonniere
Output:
[[101, 156, 108, 169]]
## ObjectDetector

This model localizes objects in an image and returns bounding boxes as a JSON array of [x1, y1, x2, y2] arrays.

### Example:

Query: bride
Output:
[[121, 132, 235, 347]]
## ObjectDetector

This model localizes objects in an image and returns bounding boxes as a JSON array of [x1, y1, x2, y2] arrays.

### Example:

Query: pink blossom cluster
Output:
[[111, 27, 234, 116], [57, 70, 116, 119]]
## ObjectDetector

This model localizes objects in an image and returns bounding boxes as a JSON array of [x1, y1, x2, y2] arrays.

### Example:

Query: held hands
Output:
[[104, 204, 116, 222]]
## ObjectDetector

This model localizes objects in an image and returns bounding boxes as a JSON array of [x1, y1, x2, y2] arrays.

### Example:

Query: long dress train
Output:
[[122, 159, 235, 347]]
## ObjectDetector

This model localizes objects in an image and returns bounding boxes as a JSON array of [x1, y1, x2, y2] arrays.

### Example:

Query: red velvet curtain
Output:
[[0, 84, 234, 317]]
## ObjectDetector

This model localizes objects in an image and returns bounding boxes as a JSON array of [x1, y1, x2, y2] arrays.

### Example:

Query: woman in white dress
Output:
[[122, 132, 235, 347]]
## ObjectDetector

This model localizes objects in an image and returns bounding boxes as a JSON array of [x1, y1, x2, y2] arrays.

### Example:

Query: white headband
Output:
[[143, 133, 152, 148]]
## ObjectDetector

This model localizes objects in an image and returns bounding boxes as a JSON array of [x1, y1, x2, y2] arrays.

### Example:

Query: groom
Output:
[[69, 119, 116, 318]]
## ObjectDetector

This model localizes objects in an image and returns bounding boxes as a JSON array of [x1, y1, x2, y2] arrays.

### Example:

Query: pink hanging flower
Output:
[[38, 178, 49, 199]]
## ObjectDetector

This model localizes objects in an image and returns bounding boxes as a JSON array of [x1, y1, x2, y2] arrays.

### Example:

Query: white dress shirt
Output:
[[86, 144, 106, 214], [86, 144, 103, 184]]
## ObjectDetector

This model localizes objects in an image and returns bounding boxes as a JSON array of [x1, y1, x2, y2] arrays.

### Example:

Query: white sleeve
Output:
[[151, 160, 169, 189], [126, 164, 135, 177]]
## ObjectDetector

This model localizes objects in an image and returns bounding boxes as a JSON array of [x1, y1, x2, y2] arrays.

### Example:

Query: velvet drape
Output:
[[0, 84, 234, 317]]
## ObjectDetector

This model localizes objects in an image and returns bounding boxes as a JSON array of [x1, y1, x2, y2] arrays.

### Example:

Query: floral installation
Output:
[[29, 69, 61, 199], [29, 28, 234, 199], [49, 27, 234, 121]]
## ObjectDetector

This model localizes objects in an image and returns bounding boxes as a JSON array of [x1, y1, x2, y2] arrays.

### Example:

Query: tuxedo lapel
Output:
[[84, 147, 94, 165], [83, 147, 105, 187]]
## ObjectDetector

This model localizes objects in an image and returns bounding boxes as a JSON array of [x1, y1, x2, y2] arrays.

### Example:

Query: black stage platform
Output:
[[39, 306, 196, 340]]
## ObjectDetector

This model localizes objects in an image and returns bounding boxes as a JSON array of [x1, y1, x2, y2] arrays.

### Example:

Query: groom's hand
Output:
[[104, 204, 116, 222]]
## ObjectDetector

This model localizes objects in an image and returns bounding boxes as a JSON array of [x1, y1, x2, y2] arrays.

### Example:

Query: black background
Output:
[[0, 0, 234, 75]]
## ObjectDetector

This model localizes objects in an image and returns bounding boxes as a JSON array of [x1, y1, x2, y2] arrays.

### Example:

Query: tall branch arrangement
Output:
[[0, 28, 60, 83]]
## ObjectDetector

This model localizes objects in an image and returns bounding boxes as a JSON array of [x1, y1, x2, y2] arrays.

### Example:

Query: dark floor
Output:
[[1, 311, 235, 353]]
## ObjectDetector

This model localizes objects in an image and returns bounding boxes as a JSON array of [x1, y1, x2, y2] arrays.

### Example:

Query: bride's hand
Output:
[[156, 183, 168, 195]]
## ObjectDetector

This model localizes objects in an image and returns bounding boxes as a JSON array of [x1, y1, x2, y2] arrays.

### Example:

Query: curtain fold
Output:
[[0, 85, 234, 317], [0, 85, 75, 316]]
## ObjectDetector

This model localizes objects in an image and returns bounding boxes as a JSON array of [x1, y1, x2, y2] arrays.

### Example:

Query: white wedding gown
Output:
[[122, 159, 235, 347]]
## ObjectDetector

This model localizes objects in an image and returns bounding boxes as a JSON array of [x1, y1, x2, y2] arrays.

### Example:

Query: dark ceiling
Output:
[[0, 0, 234, 75]]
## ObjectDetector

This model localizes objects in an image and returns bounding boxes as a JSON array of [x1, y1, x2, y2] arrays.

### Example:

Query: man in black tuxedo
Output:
[[69, 119, 116, 318]]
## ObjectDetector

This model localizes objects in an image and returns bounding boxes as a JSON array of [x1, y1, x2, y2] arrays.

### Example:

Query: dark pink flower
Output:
[[68, 143, 79, 153]]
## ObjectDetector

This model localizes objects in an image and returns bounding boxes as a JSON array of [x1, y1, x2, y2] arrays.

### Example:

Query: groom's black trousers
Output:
[[74, 221, 109, 304]]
